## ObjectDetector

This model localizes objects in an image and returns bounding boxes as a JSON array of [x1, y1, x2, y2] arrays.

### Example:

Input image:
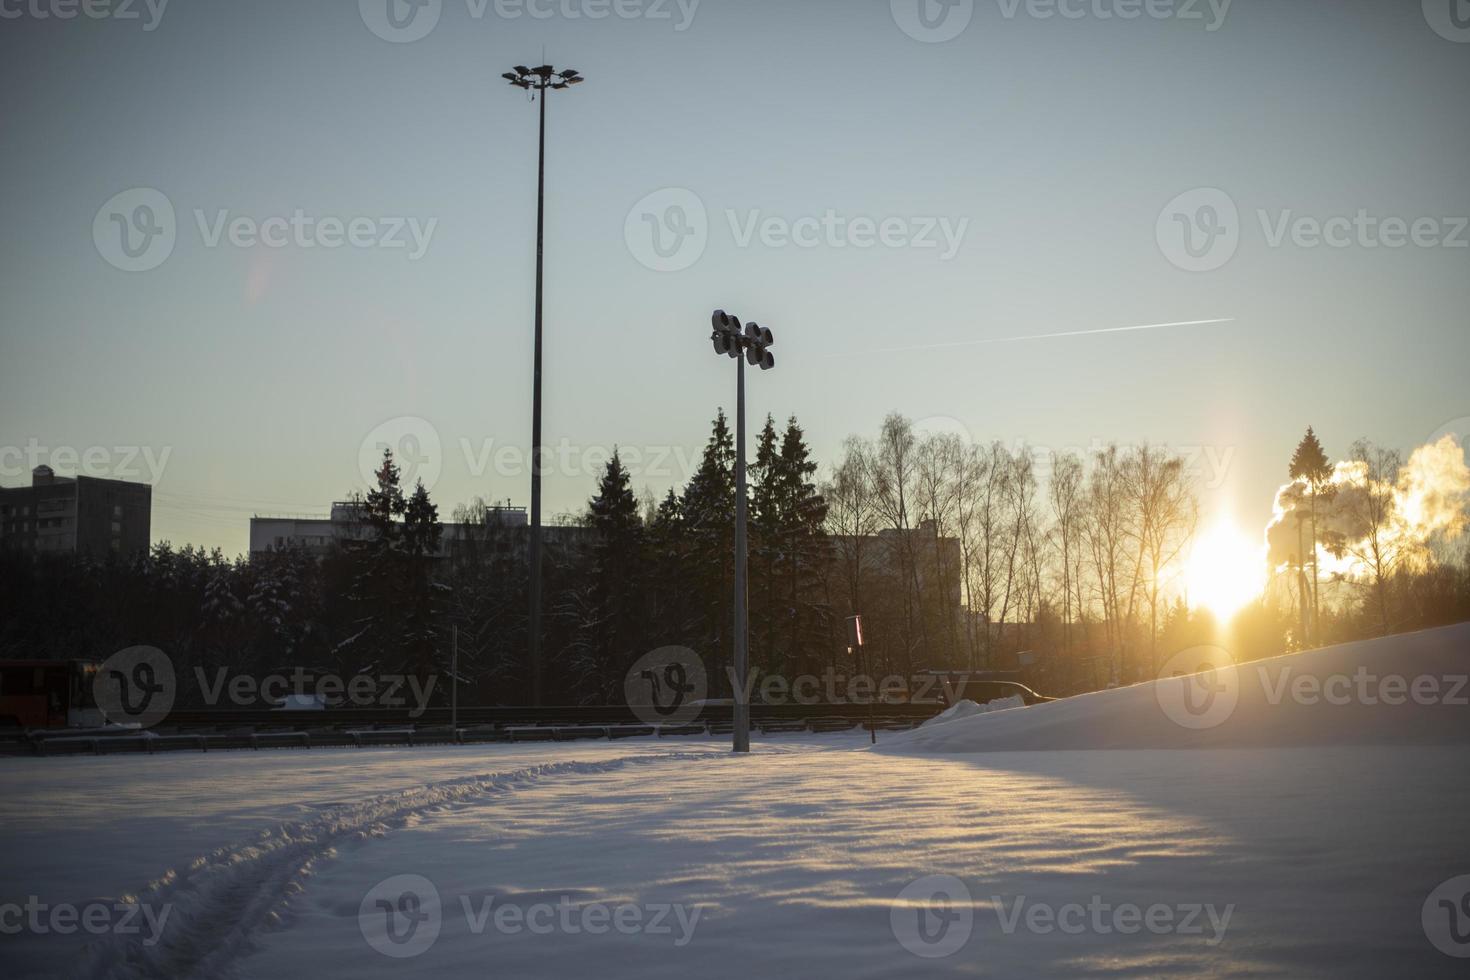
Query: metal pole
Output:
[[849, 645, 876, 745], [733, 353, 750, 753], [861, 645, 876, 745], [529, 81, 547, 706], [846, 616, 875, 745], [451, 625, 459, 738]]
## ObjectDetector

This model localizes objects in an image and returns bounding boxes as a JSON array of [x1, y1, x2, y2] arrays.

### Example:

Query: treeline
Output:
[[828, 415, 1205, 691], [829, 418, 1470, 692], [1270, 428, 1470, 649], [3, 415, 1467, 705], [0, 413, 836, 706]]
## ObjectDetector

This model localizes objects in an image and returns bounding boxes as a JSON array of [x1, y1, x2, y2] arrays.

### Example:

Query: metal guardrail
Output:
[[2, 703, 943, 757], [159, 702, 942, 728]]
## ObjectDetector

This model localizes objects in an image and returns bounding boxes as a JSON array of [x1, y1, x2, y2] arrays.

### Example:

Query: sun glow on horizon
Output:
[[1185, 518, 1267, 623]]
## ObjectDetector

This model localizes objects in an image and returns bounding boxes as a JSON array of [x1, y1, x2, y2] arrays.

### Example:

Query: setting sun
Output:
[[1185, 519, 1268, 622]]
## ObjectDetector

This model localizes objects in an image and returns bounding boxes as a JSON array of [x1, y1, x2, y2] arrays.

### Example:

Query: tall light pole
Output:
[[710, 310, 775, 753], [503, 64, 583, 706]]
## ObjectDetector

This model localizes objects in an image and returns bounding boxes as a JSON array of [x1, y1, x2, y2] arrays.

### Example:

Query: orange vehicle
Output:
[[0, 660, 103, 729]]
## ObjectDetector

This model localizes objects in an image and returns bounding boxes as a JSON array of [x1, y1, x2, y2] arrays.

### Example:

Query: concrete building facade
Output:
[[0, 466, 152, 557], [249, 501, 532, 558]]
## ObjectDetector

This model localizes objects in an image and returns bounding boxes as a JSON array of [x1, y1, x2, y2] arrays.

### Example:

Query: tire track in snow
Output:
[[71, 750, 725, 980]]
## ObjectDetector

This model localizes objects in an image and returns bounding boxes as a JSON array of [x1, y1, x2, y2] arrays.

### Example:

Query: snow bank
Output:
[[918, 694, 1026, 727], [880, 622, 1470, 753]]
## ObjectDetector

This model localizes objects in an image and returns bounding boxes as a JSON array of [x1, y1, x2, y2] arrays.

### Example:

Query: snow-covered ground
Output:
[[2, 625, 1467, 978]]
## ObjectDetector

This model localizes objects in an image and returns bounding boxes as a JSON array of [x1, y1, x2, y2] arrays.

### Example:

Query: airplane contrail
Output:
[[828, 318, 1236, 357]]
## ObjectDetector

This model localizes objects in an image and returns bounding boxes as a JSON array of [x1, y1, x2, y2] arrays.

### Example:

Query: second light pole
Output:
[[710, 309, 775, 753], [503, 64, 584, 705]]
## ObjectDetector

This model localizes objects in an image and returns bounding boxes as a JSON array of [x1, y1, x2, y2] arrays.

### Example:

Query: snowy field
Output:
[[2, 625, 1468, 978]]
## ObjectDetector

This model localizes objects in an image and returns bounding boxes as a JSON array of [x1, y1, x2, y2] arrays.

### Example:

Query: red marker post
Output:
[[846, 615, 875, 745]]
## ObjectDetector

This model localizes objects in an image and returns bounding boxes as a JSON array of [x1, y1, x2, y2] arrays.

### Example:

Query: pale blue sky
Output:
[[2, 0, 1467, 554]]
